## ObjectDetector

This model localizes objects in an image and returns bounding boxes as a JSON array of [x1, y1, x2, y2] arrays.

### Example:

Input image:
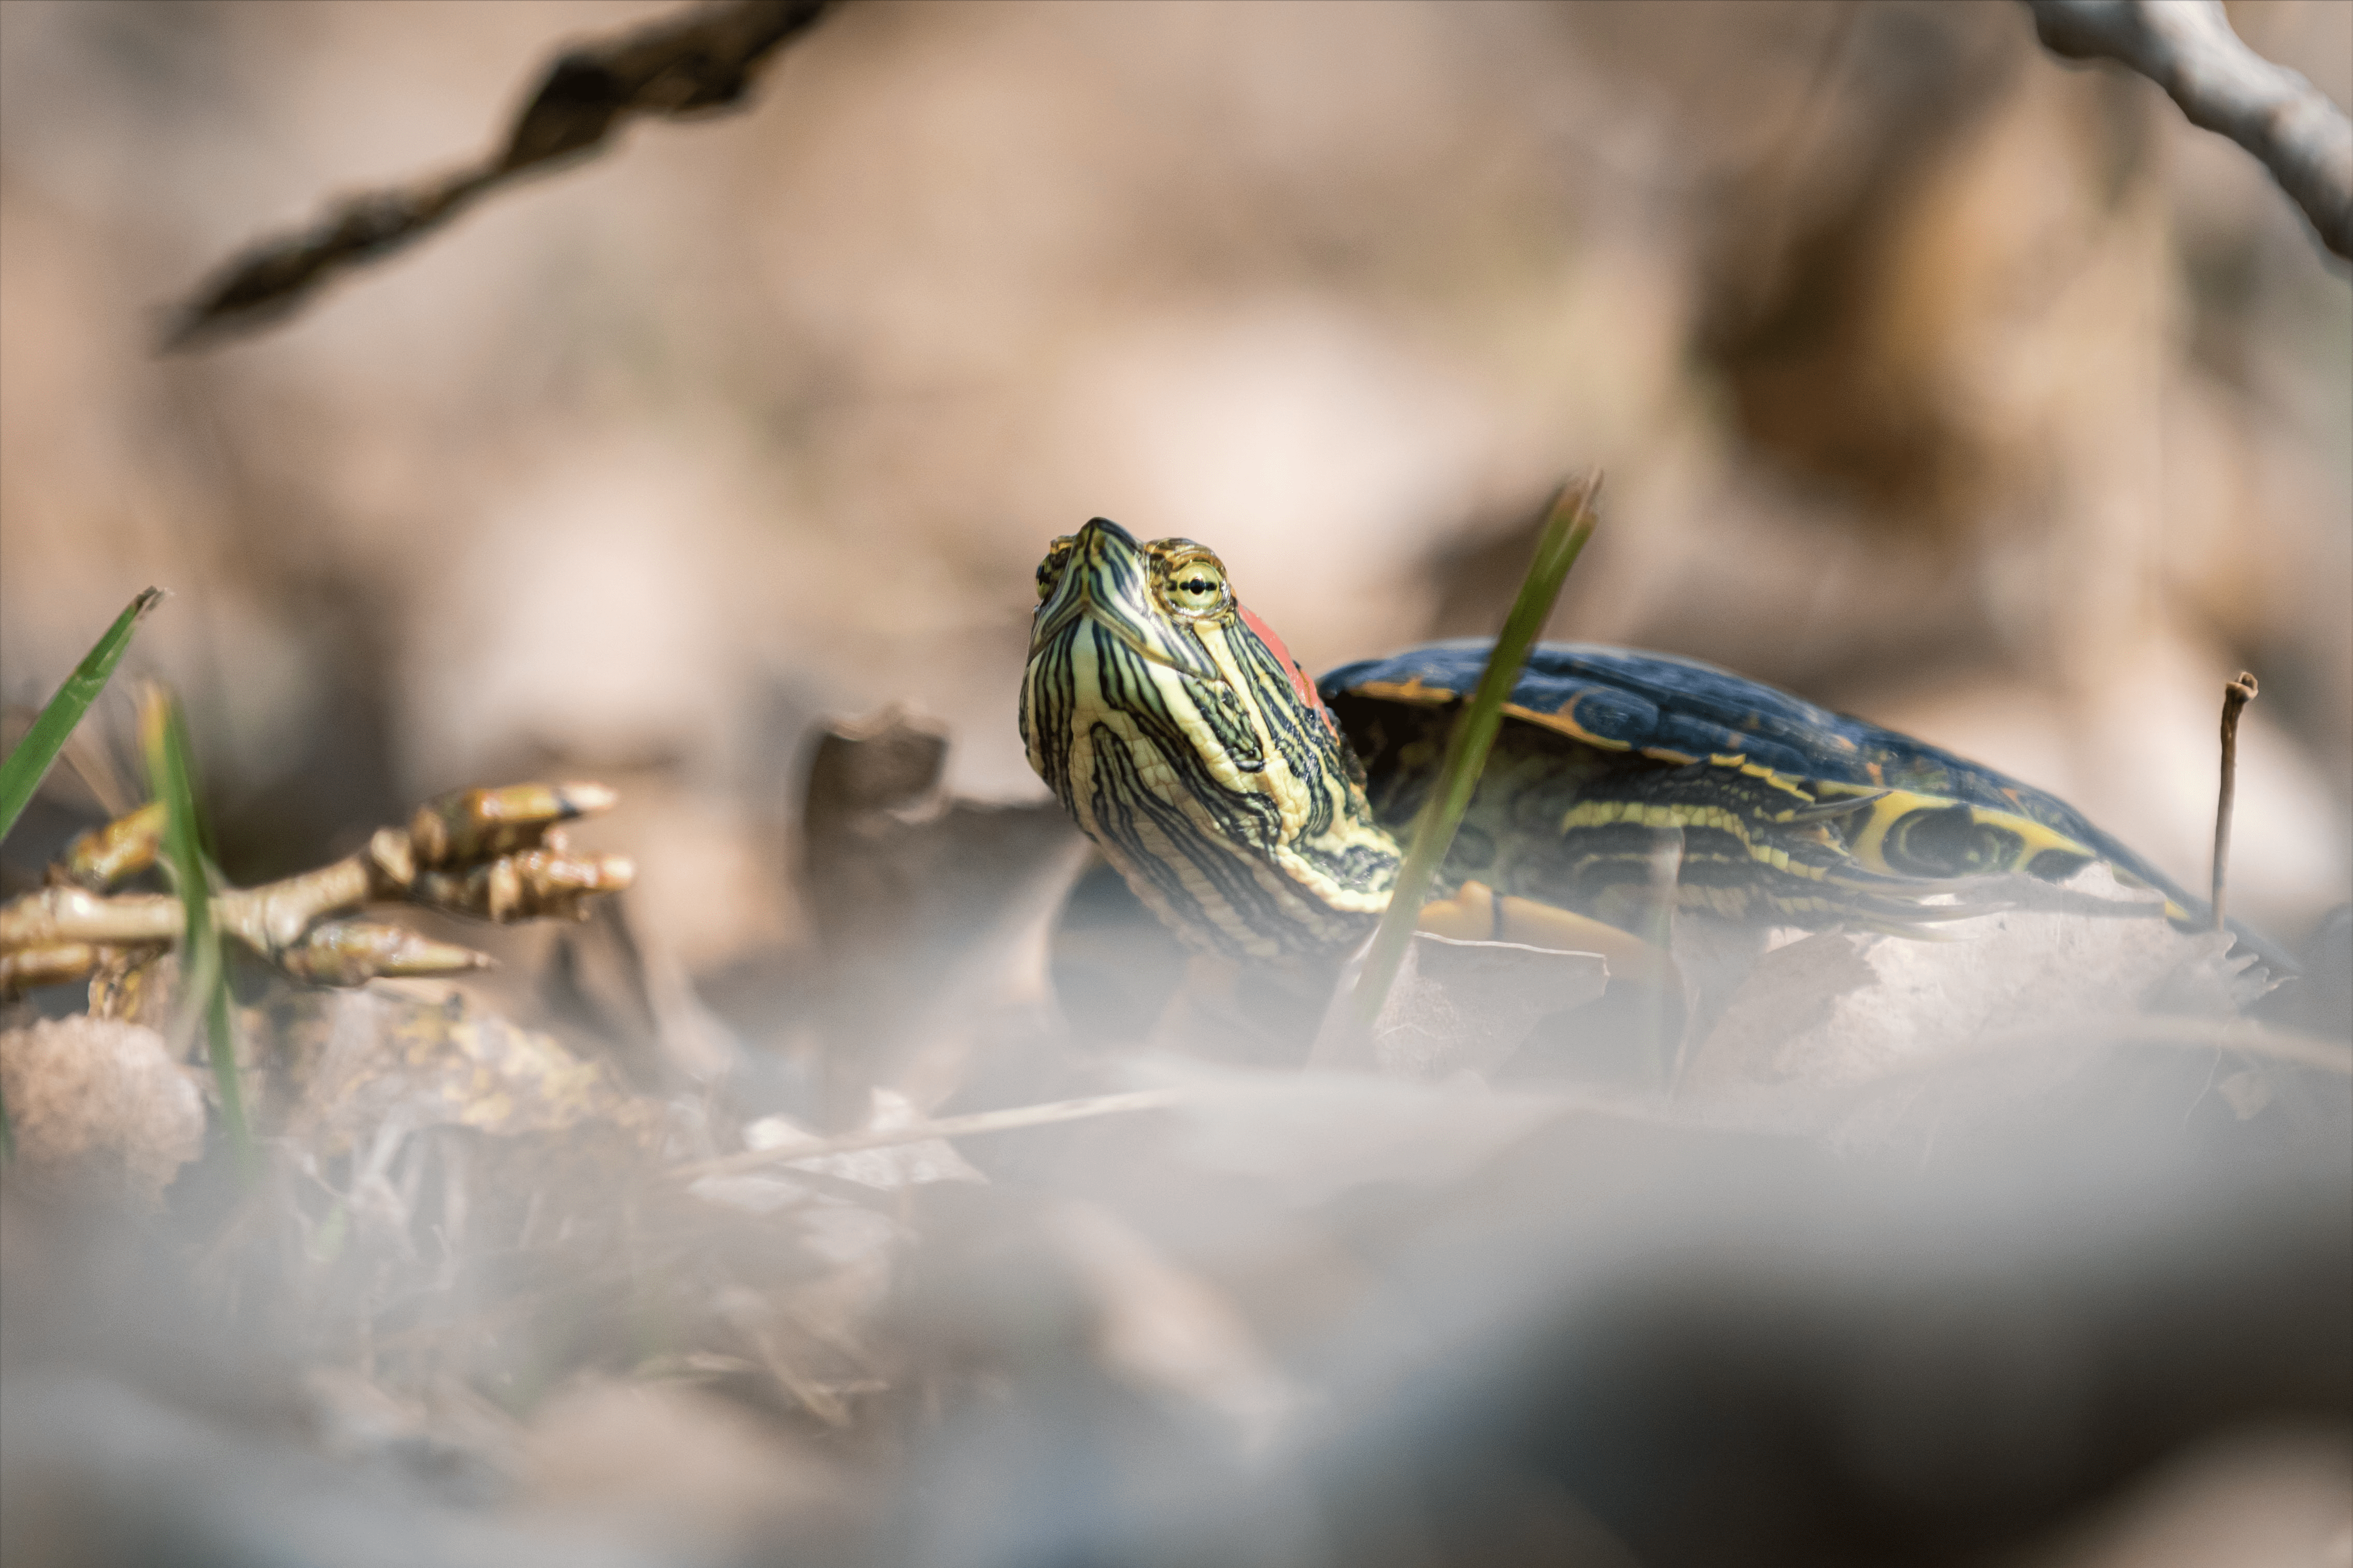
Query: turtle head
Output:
[[1020, 517, 1400, 962]]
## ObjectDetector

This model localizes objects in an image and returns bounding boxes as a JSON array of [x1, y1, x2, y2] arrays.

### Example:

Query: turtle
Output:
[[1020, 516, 2258, 984]]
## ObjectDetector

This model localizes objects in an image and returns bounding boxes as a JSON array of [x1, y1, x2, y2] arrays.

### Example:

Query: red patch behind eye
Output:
[[1238, 601, 1335, 732]]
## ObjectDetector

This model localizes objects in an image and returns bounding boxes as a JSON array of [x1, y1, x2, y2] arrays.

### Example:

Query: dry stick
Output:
[[3, 865, 366, 951], [676, 1088, 1198, 1181], [1330, 475, 1604, 1049], [164, 0, 837, 349], [0, 851, 482, 990], [2211, 671, 2257, 932], [1875, 1014, 2351, 1080], [2, 783, 632, 990], [2023, 0, 2353, 260]]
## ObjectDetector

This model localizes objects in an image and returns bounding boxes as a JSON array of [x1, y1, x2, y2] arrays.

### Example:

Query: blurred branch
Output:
[[1, 782, 634, 992], [162, 0, 837, 351], [678, 1088, 1198, 1181], [2023, 0, 2353, 261]]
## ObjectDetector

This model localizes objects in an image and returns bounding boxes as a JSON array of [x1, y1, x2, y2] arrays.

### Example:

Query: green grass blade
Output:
[[141, 687, 254, 1181], [0, 588, 162, 847], [1343, 474, 1603, 1036]]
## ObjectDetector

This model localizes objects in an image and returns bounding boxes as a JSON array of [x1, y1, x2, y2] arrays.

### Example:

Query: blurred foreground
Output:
[[2, 3, 2350, 1565], [3, 719, 2349, 1567]]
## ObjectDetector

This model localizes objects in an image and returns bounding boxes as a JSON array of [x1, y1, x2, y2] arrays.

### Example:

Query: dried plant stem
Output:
[[166, 0, 836, 348], [2024, 0, 2353, 258], [678, 1088, 1197, 1181], [2211, 671, 2257, 932], [4, 782, 631, 992], [1, 862, 371, 954], [1336, 474, 1603, 1043], [1886, 1014, 2351, 1078]]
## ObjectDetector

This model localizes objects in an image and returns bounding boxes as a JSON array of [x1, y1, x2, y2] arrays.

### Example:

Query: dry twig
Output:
[[677, 1088, 1196, 1181], [2023, 0, 2353, 260], [2211, 670, 2257, 931], [164, 0, 836, 350], [1, 782, 634, 993]]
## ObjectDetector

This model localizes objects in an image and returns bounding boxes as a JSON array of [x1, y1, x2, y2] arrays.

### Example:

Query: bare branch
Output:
[[1, 782, 634, 993], [2023, 0, 2353, 261], [676, 1089, 1200, 1181], [2209, 671, 2257, 931], [162, 0, 837, 351]]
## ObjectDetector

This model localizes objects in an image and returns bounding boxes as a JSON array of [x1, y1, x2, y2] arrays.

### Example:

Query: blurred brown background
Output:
[[2, 0, 2347, 985]]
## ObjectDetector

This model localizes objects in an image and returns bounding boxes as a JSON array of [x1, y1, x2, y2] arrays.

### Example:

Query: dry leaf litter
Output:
[[2, 718, 2345, 1568]]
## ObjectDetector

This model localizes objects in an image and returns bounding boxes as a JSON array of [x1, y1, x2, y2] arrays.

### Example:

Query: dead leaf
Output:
[[1365, 932, 1610, 1081], [282, 984, 656, 1156]]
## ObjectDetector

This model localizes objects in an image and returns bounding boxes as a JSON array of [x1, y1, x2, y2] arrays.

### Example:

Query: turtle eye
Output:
[[1161, 559, 1228, 614], [1035, 537, 1077, 602]]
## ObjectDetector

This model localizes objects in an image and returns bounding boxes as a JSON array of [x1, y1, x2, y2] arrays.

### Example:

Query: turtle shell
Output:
[[1318, 638, 2210, 930]]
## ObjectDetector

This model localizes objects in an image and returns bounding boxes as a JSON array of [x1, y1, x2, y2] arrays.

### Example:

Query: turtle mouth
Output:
[[1029, 517, 1224, 683]]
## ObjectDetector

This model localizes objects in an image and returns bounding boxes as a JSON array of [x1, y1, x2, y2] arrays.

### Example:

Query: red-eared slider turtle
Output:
[[1021, 517, 2252, 977]]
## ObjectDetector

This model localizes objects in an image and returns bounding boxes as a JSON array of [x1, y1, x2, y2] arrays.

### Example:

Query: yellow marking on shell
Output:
[[1559, 800, 1750, 844], [1554, 792, 1862, 893], [1735, 759, 1821, 805], [1348, 677, 1458, 707], [1843, 788, 2102, 879], [1998, 812, 2102, 863], [1332, 678, 1650, 755], [1844, 789, 1928, 868], [1507, 698, 1637, 753]]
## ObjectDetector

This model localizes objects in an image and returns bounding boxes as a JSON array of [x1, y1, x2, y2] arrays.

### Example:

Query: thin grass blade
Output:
[[141, 687, 253, 1179], [1341, 474, 1603, 1038], [0, 588, 162, 846]]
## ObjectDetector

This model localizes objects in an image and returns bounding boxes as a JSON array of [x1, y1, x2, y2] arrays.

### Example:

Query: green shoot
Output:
[[0, 587, 160, 1158], [141, 688, 254, 1181], [0, 588, 161, 847], [1342, 474, 1603, 1037]]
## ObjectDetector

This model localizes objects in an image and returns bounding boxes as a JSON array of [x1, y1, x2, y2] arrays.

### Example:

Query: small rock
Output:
[[0, 1016, 205, 1207]]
